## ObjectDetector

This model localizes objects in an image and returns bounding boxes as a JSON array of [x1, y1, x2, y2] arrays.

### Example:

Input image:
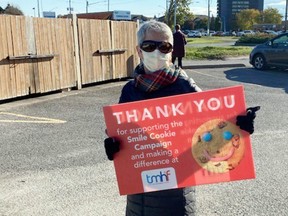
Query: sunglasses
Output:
[[140, 40, 173, 54]]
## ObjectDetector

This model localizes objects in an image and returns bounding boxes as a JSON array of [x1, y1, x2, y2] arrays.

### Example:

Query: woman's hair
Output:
[[137, 20, 173, 46]]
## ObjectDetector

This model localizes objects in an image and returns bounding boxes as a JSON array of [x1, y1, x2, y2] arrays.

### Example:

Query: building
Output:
[[61, 11, 151, 23], [217, 0, 264, 31]]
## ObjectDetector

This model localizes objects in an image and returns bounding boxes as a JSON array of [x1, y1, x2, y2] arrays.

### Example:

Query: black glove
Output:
[[236, 106, 260, 134], [104, 138, 120, 161]]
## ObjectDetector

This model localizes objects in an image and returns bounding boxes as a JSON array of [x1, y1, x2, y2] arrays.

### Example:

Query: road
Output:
[[1, 60, 288, 216]]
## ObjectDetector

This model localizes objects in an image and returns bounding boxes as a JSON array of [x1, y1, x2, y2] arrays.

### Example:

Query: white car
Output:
[[187, 31, 202, 38], [237, 30, 255, 36]]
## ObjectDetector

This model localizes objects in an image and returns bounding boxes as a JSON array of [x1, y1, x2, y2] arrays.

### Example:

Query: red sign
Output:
[[103, 85, 255, 195]]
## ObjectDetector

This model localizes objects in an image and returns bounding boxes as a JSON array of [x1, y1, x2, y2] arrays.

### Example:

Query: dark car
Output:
[[249, 33, 288, 70]]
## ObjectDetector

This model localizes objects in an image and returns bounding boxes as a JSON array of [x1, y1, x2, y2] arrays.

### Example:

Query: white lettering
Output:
[[126, 110, 138, 123], [156, 105, 169, 118], [207, 98, 221, 110], [193, 100, 204, 112], [142, 108, 153, 120], [113, 112, 123, 124], [172, 103, 184, 116], [224, 95, 235, 108]]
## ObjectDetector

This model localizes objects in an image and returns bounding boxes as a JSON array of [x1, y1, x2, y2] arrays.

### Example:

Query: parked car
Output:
[[187, 31, 202, 38], [249, 33, 288, 70], [277, 30, 288, 35], [213, 31, 224, 36], [182, 30, 190, 35], [262, 30, 278, 35], [237, 30, 255, 36], [201, 31, 208, 36], [209, 30, 216, 36]]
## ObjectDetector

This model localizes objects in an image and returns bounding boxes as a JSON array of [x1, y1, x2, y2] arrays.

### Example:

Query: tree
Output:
[[0, 6, 4, 14], [210, 15, 215, 30], [194, 17, 208, 30], [166, 0, 194, 29], [214, 16, 221, 31], [236, 9, 260, 30], [3, 4, 24, 15], [262, 7, 282, 24]]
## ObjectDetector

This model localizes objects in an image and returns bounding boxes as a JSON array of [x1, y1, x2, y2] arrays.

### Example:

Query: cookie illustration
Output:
[[192, 119, 245, 173]]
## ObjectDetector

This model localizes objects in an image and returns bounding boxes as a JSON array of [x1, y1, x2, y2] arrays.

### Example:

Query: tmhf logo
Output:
[[141, 167, 177, 192]]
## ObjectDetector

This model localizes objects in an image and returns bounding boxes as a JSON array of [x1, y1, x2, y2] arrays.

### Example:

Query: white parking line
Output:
[[189, 69, 227, 79], [0, 112, 66, 124]]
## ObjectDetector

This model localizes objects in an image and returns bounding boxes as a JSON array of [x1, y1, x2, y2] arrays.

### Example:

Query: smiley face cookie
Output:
[[192, 119, 244, 173]]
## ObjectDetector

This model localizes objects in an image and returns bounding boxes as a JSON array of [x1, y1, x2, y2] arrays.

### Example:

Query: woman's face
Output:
[[136, 30, 171, 61]]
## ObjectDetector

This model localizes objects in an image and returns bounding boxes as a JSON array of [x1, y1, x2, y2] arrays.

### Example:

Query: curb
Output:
[[182, 63, 246, 69]]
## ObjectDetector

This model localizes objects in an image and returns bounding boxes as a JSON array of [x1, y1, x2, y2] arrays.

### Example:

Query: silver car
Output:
[[249, 33, 288, 70]]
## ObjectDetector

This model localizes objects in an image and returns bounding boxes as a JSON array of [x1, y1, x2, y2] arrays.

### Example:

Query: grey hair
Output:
[[137, 20, 173, 46]]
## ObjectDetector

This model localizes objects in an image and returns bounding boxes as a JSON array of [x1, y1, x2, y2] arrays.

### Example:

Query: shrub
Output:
[[236, 33, 275, 44]]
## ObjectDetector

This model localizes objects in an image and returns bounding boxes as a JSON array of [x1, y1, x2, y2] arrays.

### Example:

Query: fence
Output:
[[0, 15, 139, 101]]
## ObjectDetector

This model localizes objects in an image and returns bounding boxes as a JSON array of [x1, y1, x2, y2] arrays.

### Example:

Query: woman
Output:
[[104, 20, 259, 216], [172, 24, 187, 68]]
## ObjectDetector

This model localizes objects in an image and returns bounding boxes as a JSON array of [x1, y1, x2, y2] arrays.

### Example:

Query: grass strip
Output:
[[185, 46, 252, 60], [186, 36, 238, 44]]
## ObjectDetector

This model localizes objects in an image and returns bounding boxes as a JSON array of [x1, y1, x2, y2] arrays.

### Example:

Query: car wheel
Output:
[[253, 54, 267, 70]]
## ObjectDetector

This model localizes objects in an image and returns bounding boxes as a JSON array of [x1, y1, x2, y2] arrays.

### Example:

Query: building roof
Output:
[[61, 11, 151, 22]]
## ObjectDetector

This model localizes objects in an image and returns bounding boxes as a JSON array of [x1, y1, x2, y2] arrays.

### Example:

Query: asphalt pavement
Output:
[[1, 57, 288, 216]]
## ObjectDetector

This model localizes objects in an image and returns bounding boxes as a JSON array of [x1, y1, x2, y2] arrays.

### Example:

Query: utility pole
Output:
[[285, 0, 288, 31], [207, 0, 210, 35], [69, 0, 72, 15], [37, 0, 40, 17], [173, 0, 177, 29], [86, 1, 88, 13]]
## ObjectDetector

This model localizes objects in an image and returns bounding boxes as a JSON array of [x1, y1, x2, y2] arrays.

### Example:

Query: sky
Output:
[[0, 0, 287, 19]]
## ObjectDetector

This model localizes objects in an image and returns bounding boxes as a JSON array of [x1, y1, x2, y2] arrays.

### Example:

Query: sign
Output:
[[103, 86, 255, 195], [112, 10, 131, 20], [43, 11, 56, 18]]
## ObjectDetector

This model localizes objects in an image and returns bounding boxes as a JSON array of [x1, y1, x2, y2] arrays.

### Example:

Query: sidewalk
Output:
[[182, 56, 250, 69]]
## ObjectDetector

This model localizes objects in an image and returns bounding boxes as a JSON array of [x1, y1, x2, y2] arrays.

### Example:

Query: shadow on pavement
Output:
[[224, 67, 288, 93]]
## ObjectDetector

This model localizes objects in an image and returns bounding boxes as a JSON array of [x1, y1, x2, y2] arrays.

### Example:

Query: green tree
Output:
[[214, 16, 221, 31], [0, 6, 4, 13], [3, 4, 24, 15], [166, 0, 194, 29], [236, 9, 260, 30], [210, 15, 215, 30], [182, 19, 194, 30], [194, 17, 208, 30], [262, 7, 282, 24]]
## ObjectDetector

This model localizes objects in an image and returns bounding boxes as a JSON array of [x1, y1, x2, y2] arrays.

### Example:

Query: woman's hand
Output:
[[104, 138, 120, 160], [236, 106, 261, 134]]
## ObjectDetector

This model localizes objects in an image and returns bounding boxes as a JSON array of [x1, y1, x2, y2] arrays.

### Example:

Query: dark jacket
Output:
[[119, 68, 200, 216], [172, 31, 187, 58]]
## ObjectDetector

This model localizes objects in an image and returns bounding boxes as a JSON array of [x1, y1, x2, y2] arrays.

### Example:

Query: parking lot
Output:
[[1, 60, 288, 216]]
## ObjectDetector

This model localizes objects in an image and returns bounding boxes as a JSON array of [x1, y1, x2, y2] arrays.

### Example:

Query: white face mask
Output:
[[141, 49, 171, 72]]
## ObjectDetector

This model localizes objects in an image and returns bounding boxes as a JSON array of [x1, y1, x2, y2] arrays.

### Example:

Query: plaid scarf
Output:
[[134, 64, 181, 92]]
